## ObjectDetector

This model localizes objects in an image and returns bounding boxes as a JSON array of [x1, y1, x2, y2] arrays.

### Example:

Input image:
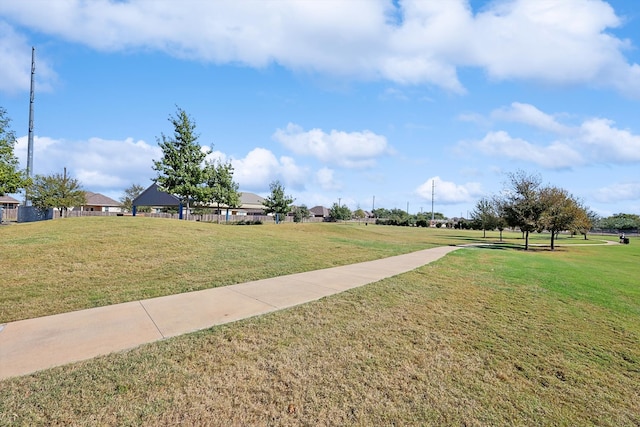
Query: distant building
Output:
[[81, 192, 122, 213], [0, 195, 20, 209], [310, 205, 330, 218], [132, 182, 267, 216]]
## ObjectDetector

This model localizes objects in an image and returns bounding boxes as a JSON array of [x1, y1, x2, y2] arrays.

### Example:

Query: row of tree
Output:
[[471, 171, 596, 250]]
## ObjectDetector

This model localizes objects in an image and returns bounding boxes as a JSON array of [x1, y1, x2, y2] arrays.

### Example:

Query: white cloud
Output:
[[593, 181, 640, 203], [2, 1, 638, 95], [230, 147, 307, 192], [470, 0, 632, 89], [15, 135, 160, 191], [465, 103, 640, 168], [0, 21, 56, 94], [474, 131, 583, 169], [491, 102, 572, 135], [273, 123, 390, 168], [579, 118, 640, 163], [415, 176, 483, 204], [315, 167, 342, 191]]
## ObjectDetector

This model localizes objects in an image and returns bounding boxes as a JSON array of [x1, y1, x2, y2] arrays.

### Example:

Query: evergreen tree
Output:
[[204, 160, 240, 222], [153, 107, 209, 219], [262, 180, 293, 223]]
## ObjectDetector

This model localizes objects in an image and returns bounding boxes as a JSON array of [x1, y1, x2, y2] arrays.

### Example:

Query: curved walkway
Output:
[[0, 245, 460, 380]]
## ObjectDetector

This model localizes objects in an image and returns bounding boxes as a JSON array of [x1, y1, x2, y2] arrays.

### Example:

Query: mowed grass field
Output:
[[0, 216, 599, 323], [1, 217, 638, 425]]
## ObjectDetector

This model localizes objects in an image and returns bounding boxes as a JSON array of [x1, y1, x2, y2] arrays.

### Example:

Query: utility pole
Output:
[[372, 195, 375, 212], [431, 179, 435, 221], [26, 46, 35, 206]]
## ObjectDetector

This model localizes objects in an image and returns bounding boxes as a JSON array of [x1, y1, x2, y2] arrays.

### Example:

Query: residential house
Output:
[[81, 192, 122, 213], [310, 205, 330, 219], [0, 195, 20, 209]]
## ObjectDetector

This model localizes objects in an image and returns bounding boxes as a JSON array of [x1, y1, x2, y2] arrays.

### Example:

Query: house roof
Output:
[[310, 205, 330, 217], [239, 192, 265, 208], [84, 192, 121, 207], [132, 182, 181, 207], [0, 195, 20, 204]]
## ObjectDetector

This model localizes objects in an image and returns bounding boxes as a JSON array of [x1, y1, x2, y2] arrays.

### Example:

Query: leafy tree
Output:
[[204, 160, 240, 223], [372, 208, 390, 219], [29, 168, 85, 217], [538, 186, 584, 250], [120, 183, 145, 212], [353, 208, 366, 222], [471, 197, 500, 238], [599, 213, 640, 231], [329, 203, 352, 221], [498, 170, 546, 250], [0, 107, 27, 196], [153, 107, 209, 220], [570, 207, 597, 240], [262, 180, 293, 223], [293, 204, 310, 223]]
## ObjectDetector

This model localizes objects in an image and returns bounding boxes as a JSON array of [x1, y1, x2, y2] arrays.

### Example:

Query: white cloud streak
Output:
[[466, 103, 640, 169], [593, 181, 640, 203], [1, 1, 639, 95]]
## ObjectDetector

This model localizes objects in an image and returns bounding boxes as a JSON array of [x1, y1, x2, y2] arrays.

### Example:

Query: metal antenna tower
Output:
[[26, 47, 35, 206]]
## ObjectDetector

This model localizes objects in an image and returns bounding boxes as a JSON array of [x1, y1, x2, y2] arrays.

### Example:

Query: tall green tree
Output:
[[29, 168, 86, 217], [119, 183, 145, 212], [262, 180, 293, 223], [498, 170, 546, 250], [204, 160, 240, 223], [153, 107, 209, 219], [0, 107, 27, 196]]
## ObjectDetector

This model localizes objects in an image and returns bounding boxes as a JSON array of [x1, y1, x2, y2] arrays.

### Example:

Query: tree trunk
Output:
[[550, 230, 555, 250], [525, 230, 529, 250], [483, 228, 486, 238]]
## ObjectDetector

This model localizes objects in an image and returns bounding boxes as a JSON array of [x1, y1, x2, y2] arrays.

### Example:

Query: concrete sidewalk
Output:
[[0, 245, 460, 380]]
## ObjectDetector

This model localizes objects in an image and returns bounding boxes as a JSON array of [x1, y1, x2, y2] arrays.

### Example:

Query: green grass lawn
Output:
[[0, 216, 603, 323], [1, 218, 637, 425]]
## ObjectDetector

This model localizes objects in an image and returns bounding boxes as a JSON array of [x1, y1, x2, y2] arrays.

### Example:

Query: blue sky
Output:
[[1, 0, 639, 218]]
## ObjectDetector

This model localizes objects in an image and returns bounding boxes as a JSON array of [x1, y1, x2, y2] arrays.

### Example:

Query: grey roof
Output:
[[132, 182, 181, 207], [310, 205, 330, 217], [84, 192, 121, 207], [239, 192, 265, 206], [0, 195, 20, 204]]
